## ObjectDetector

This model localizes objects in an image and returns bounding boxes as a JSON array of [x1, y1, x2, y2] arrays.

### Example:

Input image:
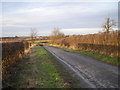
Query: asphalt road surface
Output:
[[43, 46, 119, 88]]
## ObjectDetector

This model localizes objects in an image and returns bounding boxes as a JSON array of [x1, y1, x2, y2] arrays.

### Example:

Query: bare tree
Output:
[[30, 28, 38, 42], [102, 17, 116, 33], [50, 28, 64, 43]]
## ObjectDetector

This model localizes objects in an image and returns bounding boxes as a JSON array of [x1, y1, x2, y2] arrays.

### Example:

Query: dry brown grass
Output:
[[51, 30, 119, 57]]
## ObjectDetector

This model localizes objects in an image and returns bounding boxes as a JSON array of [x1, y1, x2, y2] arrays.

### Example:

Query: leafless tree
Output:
[[102, 17, 117, 33], [50, 28, 64, 43], [30, 28, 38, 42]]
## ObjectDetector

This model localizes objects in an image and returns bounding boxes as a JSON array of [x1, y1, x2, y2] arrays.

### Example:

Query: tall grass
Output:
[[51, 30, 119, 57]]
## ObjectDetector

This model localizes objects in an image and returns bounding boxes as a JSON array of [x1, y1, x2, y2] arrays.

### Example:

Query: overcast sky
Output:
[[1, 0, 118, 37]]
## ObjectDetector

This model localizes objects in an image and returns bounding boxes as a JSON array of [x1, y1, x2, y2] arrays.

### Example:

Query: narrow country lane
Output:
[[43, 46, 119, 88]]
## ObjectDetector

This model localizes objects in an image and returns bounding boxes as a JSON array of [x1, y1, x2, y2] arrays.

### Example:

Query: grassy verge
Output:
[[35, 46, 64, 88], [52, 46, 119, 66], [4, 46, 79, 88]]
